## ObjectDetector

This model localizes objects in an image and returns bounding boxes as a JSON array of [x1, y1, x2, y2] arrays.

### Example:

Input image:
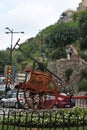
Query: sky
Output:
[[0, 0, 81, 50]]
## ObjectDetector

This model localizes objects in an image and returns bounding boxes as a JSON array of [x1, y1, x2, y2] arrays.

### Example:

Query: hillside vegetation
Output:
[[0, 9, 87, 74]]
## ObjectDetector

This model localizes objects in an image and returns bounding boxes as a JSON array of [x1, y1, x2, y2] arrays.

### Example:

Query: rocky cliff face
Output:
[[47, 58, 87, 94]]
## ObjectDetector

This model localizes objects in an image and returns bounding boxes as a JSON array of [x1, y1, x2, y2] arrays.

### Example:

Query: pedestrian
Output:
[[66, 45, 73, 59], [66, 45, 70, 59], [69, 46, 73, 58]]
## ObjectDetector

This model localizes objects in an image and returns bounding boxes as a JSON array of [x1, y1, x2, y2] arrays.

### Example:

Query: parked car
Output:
[[42, 93, 75, 109], [0, 92, 24, 109], [32, 93, 75, 109], [52, 93, 75, 109]]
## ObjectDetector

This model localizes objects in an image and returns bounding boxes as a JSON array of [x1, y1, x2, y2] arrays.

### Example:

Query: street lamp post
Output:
[[5, 27, 24, 65]]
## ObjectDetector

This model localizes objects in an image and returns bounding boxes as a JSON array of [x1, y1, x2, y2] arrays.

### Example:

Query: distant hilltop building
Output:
[[77, 0, 87, 12], [58, 0, 87, 23], [58, 9, 75, 23]]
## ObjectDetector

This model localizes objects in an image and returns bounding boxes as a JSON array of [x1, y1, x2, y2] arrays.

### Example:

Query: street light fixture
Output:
[[5, 27, 24, 65]]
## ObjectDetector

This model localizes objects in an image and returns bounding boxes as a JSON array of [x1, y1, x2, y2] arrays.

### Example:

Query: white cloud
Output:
[[0, 0, 81, 50]]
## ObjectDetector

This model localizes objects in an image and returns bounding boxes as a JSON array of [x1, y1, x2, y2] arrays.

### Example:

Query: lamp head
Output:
[[21, 32, 24, 34], [5, 27, 9, 30]]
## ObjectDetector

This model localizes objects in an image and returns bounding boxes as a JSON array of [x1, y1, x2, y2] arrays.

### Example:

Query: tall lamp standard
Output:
[[5, 27, 24, 65]]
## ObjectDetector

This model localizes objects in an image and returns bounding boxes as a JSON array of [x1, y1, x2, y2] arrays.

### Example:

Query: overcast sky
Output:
[[0, 0, 81, 50]]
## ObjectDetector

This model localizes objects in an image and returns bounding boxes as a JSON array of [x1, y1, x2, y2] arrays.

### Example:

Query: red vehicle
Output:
[[43, 93, 75, 109], [52, 93, 75, 109], [33, 93, 75, 109]]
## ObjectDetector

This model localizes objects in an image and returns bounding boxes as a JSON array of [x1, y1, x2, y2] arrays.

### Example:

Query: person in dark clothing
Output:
[[69, 47, 73, 58]]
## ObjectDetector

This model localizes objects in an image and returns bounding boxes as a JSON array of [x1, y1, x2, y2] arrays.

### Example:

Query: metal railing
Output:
[[0, 107, 87, 130]]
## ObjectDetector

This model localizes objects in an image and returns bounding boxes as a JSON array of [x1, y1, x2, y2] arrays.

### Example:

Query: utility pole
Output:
[[5, 27, 24, 65], [5, 27, 24, 93]]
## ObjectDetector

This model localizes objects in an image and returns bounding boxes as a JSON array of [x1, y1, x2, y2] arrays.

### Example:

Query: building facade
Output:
[[58, 9, 75, 23], [58, 0, 87, 23], [77, 0, 87, 12]]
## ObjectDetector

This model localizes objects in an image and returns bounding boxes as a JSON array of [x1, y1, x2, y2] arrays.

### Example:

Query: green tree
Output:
[[45, 22, 79, 59], [65, 68, 73, 81], [45, 22, 79, 49], [0, 50, 10, 74], [80, 69, 87, 81], [50, 48, 66, 60], [78, 79, 87, 91], [78, 9, 87, 49]]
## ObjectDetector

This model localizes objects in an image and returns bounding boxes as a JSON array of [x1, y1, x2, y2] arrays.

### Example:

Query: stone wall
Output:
[[47, 58, 87, 94], [48, 58, 87, 80]]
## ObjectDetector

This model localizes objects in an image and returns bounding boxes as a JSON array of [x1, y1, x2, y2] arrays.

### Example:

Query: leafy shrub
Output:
[[1, 107, 87, 127], [80, 52, 87, 62], [65, 68, 73, 81], [80, 69, 87, 80], [78, 79, 87, 91]]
